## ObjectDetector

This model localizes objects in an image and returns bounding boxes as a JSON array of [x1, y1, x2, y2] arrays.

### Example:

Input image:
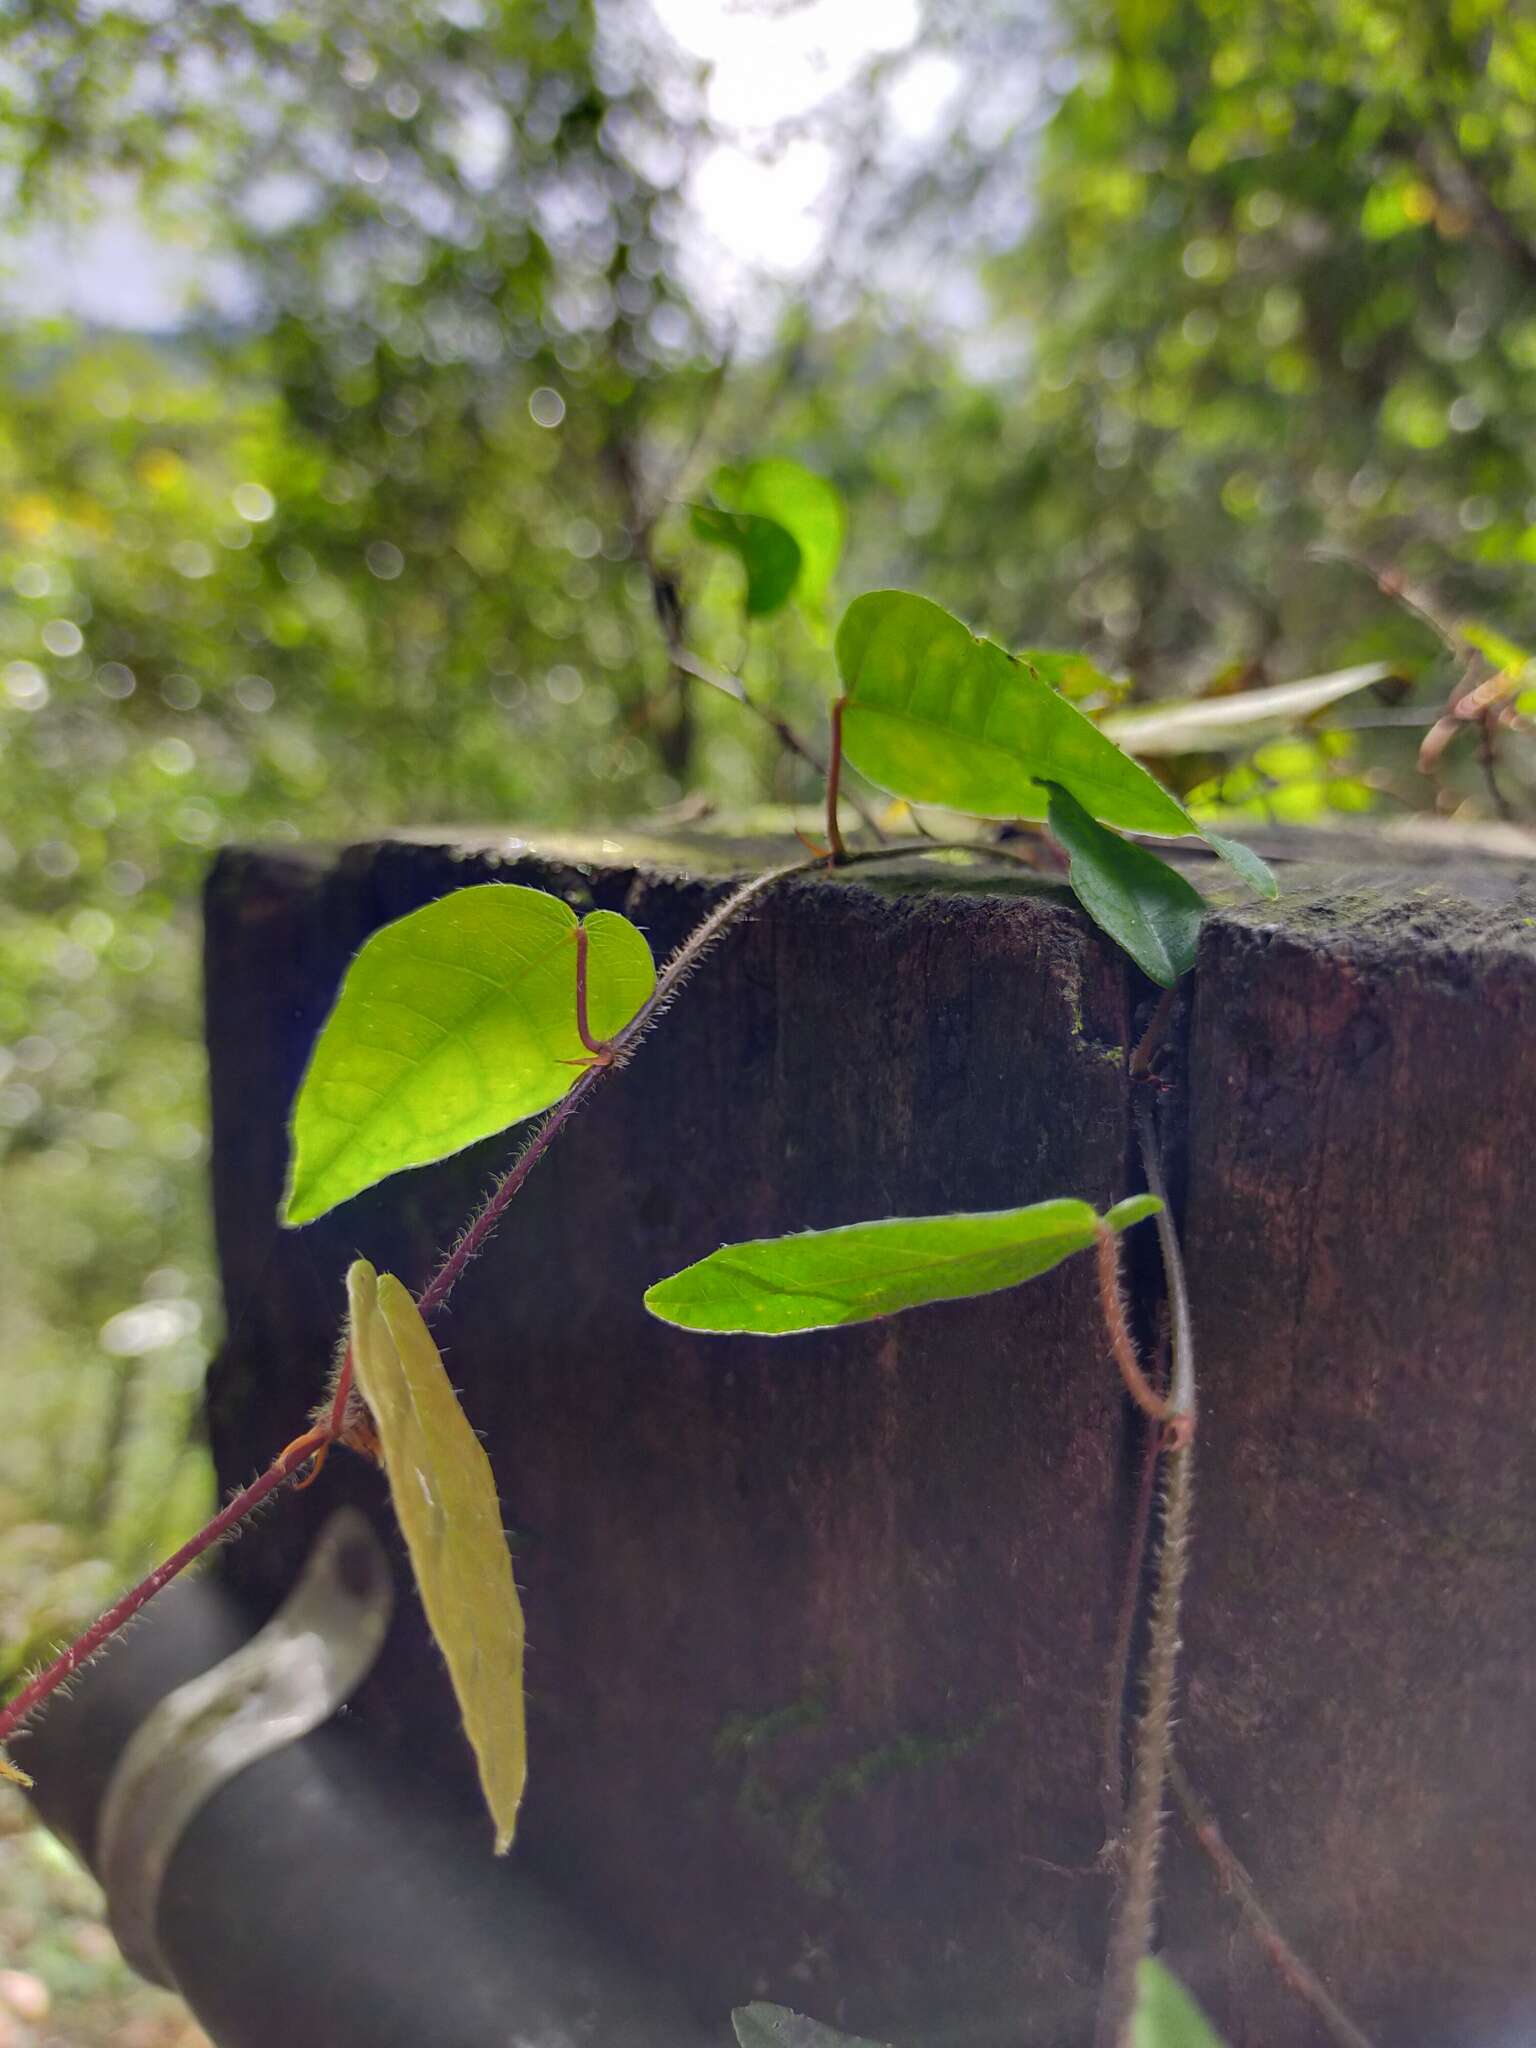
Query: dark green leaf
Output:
[[691, 504, 803, 617], [644, 1194, 1161, 1335], [283, 884, 655, 1225], [1046, 783, 1205, 986], [732, 2008, 888, 2048], [1132, 1958, 1229, 2048], [716, 458, 844, 614], [1197, 827, 1277, 899], [835, 591, 1193, 834]]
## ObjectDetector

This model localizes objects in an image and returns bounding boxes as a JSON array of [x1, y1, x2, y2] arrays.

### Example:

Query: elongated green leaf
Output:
[[644, 1193, 1161, 1336], [284, 884, 655, 1225], [717, 458, 845, 614], [1132, 1959, 1229, 2048], [733, 2007, 888, 2048], [1046, 784, 1205, 987], [348, 1260, 527, 1853], [691, 503, 802, 616], [835, 591, 1193, 834], [1101, 662, 1396, 755]]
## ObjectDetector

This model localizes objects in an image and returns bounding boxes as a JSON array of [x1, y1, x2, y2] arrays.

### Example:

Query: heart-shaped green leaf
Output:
[[644, 1193, 1161, 1336], [348, 1260, 527, 1853], [733, 2006, 888, 2048], [1046, 783, 1206, 987], [836, 593, 1276, 898], [283, 884, 655, 1225], [1132, 1958, 1229, 2047], [835, 590, 1193, 834], [691, 503, 802, 617], [715, 458, 845, 615]]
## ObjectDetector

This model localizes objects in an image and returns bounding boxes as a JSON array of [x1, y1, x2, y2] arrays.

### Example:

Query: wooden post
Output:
[[202, 832, 1536, 2047], [1163, 866, 1536, 2045]]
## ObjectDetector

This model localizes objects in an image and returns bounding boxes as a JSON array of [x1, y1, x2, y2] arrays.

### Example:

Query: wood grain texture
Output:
[[1162, 863, 1536, 2048], [200, 832, 1536, 2047], [205, 832, 1134, 2047]]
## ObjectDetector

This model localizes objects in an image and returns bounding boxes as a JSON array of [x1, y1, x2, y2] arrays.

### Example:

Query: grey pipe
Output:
[[21, 1563, 717, 2048]]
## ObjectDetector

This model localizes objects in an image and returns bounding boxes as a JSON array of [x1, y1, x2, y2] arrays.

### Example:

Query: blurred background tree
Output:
[[3, 0, 1536, 1696]]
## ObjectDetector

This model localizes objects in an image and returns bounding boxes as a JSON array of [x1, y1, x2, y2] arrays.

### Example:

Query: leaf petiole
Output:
[[572, 923, 617, 1064], [825, 695, 849, 862]]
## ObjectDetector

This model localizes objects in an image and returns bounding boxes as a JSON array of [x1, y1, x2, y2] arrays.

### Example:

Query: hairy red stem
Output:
[[417, 862, 794, 1319], [1100, 1321, 1169, 1845], [0, 1430, 322, 1752], [326, 1342, 354, 1439], [3, 838, 1013, 1747], [572, 923, 606, 1056], [1096, 1225, 1173, 1424]]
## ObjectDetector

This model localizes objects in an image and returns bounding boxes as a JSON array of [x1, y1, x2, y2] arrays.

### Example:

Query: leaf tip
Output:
[[1104, 1193, 1163, 1234], [1201, 827, 1279, 900], [345, 1255, 378, 1324], [641, 1277, 690, 1329], [279, 1171, 334, 1228]]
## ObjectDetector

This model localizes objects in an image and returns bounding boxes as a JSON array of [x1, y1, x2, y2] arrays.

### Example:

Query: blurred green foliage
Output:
[[2, 0, 1536, 1677], [989, 0, 1536, 674], [0, 1785, 210, 2043]]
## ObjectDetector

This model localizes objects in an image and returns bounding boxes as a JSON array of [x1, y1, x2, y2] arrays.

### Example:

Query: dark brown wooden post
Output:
[[1163, 865, 1536, 2046], [201, 832, 1536, 2048]]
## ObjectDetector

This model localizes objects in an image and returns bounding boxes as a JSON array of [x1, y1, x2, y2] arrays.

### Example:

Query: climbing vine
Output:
[[3, 464, 1389, 2048]]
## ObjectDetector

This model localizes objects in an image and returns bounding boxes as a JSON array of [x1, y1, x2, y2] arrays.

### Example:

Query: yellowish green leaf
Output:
[[836, 590, 1192, 833], [284, 885, 655, 1225], [1133, 1957, 1229, 2047], [347, 1258, 527, 1854]]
